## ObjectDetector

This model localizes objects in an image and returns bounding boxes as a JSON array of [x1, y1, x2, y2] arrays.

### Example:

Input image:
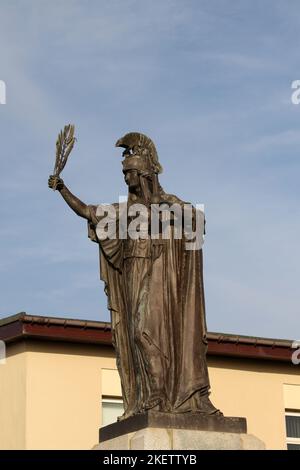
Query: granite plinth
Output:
[[99, 411, 247, 443], [94, 427, 265, 450]]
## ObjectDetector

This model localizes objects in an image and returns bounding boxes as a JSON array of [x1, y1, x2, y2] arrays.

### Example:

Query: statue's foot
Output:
[[195, 395, 223, 416], [117, 410, 138, 421], [117, 413, 126, 422]]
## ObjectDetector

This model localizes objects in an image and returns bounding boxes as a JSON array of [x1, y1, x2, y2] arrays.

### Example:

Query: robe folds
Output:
[[87, 196, 210, 418]]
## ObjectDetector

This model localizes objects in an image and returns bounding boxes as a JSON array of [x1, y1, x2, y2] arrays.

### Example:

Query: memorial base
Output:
[[93, 411, 265, 450]]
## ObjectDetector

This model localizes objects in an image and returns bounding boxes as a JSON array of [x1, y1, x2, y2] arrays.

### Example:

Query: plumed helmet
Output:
[[115, 132, 163, 175]]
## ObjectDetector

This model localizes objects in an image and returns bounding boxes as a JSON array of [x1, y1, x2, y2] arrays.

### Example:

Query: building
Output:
[[0, 312, 299, 450]]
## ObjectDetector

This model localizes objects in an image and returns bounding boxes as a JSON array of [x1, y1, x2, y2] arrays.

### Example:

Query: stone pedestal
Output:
[[93, 411, 265, 450]]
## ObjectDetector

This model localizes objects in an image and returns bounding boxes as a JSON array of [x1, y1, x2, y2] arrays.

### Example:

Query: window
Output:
[[102, 397, 124, 427], [286, 412, 300, 450]]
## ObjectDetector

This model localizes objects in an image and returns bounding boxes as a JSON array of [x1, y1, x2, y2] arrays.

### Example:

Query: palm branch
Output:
[[54, 124, 76, 176]]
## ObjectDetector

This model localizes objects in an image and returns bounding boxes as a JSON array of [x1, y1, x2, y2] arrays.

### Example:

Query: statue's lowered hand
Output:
[[48, 175, 64, 191]]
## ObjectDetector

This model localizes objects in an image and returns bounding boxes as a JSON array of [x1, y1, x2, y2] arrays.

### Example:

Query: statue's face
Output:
[[124, 169, 140, 190]]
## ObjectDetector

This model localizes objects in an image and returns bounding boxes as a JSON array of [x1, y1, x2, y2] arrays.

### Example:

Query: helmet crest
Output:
[[115, 132, 163, 174]]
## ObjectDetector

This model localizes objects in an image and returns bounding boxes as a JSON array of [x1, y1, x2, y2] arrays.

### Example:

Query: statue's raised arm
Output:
[[48, 175, 90, 220]]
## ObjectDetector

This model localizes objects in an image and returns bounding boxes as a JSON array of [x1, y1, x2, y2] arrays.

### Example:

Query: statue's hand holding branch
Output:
[[48, 124, 90, 221], [49, 124, 75, 191], [48, 175, 64, 191]]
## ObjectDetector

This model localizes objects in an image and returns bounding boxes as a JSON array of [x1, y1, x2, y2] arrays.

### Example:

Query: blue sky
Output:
[[0, 0, 299, 339]]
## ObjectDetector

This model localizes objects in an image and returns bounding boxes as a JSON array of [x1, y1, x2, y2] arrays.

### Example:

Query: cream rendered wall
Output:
[[283, 383, 300, 410], [102, 368, 122, 396], [25, 340, 116, 450], [0, 342, 27, 449], [208, 357, 300, 450]]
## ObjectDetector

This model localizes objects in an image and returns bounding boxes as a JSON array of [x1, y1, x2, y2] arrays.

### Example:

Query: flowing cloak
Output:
[[87, 195, 210, 416]]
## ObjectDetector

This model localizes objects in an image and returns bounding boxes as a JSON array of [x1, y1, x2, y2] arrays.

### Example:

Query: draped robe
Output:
[[87, 195, 210, 418]]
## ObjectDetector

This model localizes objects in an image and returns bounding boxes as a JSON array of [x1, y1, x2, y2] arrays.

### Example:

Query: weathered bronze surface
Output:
[[49, 131, 221, 420]]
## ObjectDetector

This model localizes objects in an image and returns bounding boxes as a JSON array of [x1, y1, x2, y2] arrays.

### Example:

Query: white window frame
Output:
[[286, 411, 300, 450], [102, 397, 124, 406]]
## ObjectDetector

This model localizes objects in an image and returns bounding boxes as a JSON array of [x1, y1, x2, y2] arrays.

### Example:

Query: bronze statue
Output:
[[49, 130, 220, 419]]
